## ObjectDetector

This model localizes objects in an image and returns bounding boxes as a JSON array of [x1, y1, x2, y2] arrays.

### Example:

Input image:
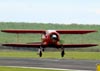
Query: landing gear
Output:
[[37, 45, 65, 57], [38, 47, 43, 57], [39, 50, 42, 57], [42, 48, 45, 52], [38, 46, 45, 57], [61, 47, 65, 57]]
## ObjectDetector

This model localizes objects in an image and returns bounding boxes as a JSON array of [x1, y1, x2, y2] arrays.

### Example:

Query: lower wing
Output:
[[2, 43, 98, 48], [62, 44, 98, 48]]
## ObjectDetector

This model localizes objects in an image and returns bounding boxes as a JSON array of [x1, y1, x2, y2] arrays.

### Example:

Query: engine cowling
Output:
[[48, 32, 60, 44], [41, 30, 60, 45], [50, 33, 59, 41]]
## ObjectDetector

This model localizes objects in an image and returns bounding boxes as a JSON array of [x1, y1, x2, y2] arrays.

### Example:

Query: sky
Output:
[[0, 0, 100, 24]]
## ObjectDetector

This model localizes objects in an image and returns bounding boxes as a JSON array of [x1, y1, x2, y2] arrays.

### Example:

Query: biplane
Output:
[[1, 29, 98, 57]]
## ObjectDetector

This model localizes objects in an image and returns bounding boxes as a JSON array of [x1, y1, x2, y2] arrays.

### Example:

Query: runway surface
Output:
[[0, 57, 100, 71]]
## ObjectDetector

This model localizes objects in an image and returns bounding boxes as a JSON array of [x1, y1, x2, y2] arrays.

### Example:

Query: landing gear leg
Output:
[[61, 47, 65, 57]]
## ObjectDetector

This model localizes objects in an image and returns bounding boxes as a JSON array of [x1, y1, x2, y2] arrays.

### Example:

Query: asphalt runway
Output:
[[0, 58, 100, 71]]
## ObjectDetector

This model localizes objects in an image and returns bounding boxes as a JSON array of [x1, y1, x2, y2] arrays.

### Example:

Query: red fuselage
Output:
[[41, 30, 60, 45]]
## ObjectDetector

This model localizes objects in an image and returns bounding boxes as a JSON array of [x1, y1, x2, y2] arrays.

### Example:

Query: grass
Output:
[[0, 50, 100, 60], [0, 66, 72, 71]]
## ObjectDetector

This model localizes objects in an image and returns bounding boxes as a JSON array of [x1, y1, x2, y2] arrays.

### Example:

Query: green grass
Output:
[[0, 66, 71, 71], [0, 50, 100, 60]]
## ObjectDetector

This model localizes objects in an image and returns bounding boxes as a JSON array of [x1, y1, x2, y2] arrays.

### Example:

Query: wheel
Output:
[[39, 50, 42, 57], [61, 48, 65, 57], [40, 44, 45, 52], [38, 48, 43, 57], [42, 48, 45, 52]]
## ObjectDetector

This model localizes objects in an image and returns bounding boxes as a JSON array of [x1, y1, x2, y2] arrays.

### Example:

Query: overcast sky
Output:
[[0, 0, 100, 24]]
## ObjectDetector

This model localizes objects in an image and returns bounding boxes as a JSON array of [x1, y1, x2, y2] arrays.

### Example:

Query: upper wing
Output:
[[1, 29, 97, 34], [1, 29, 45, 34], [56, 30, 97, 34], [2, 43, 98, 48]]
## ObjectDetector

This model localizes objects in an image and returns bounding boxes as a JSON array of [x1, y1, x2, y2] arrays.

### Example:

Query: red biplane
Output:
[[1, 29, 98, 57]]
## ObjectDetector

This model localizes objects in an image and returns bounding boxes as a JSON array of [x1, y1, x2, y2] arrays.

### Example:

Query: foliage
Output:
[[0, 22, 99, 51]]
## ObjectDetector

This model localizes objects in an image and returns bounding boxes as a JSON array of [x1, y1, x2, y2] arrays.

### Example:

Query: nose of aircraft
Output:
[[50, 34, 58, 40]]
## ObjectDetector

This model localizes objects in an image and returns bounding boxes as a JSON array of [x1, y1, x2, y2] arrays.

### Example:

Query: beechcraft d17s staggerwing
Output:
[[1, 29, 98, 57]]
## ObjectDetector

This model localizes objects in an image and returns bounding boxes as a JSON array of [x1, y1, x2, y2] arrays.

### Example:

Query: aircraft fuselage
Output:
[[41, 30, 60, 45]]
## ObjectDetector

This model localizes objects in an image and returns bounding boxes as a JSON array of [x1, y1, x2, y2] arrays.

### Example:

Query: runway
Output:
[[0, 58, 100, 71]]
